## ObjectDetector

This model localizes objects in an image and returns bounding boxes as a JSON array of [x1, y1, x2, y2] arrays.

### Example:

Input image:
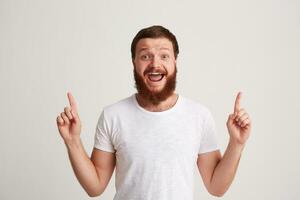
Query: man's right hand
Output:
[[56, 92, 82, 145]]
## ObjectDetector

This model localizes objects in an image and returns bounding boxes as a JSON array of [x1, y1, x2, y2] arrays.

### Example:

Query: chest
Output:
[[113, 115, 202, 163]]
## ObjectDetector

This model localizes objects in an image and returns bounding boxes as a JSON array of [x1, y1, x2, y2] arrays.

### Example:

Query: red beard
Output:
[[133, 66, 177, 105]]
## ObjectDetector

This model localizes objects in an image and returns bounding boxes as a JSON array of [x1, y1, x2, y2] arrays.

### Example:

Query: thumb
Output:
[[227, 113, 235, 125], [71, 108, 80, 123]]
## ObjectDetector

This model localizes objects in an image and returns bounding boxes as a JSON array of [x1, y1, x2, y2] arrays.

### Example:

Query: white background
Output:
[[1, 0, 299, 199]]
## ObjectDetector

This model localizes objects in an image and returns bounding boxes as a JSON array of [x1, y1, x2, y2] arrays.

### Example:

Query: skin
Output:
[[56, 37, 252, 197], [133, 38, 179, 111], [56, 93, 115, 197], [197, 92, 252, 196]]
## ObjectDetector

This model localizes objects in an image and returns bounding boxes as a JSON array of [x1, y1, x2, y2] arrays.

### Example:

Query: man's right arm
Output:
[[66, 139, 116, 197], [56, 92, 115, 197]]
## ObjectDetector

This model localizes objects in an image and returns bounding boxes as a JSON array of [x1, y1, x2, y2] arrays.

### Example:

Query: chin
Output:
[[133, 66, 177, 105], [147, 84, 165, 92]]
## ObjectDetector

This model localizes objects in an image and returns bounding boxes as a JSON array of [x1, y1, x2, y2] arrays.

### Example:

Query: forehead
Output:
[[136, 38, 173, 52]]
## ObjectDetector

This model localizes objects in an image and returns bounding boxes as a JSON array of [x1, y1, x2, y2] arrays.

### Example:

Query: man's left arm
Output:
[[197, 92, 252, 197]]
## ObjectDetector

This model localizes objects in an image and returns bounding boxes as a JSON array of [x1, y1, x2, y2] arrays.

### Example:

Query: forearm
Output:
[[65, 139, 102, 197], [210, 139, 245, 196]]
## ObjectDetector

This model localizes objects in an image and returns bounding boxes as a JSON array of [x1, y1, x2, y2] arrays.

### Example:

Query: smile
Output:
[[147, 72, 165, 82]]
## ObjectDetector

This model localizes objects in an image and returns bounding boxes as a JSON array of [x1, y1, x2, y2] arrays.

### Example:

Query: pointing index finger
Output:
[[234, 91, 242, 114], [67, 92, 77, 111]]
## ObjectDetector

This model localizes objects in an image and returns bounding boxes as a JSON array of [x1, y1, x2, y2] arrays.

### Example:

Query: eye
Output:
[[161, 54, 170, 60], [141, 54, 151, 60]]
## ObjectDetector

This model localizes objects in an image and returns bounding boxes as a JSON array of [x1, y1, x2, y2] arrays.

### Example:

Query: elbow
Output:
[[86, 188, 104, 197], [87, 191, 102, 198], [208, 188, 227, 197], [85, 180, 106, 197], [210, 191, 225, 197], [87, 193, 99, 198]]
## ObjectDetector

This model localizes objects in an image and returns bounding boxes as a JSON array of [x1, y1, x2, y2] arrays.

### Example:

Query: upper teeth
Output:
[[149, 72, 162, 75]]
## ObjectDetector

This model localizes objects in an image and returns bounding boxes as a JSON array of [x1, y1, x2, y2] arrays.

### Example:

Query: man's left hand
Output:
[[226, 92, 252, 146]]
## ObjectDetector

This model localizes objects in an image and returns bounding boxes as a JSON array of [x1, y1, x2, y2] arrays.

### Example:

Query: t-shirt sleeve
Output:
[[94, 110, 115, 153], [198, 109, 220, 154]]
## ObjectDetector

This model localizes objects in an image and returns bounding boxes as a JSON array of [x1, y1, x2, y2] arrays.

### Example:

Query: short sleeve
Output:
[[94, 110, 115, 153], [198, 109, 220, 154]]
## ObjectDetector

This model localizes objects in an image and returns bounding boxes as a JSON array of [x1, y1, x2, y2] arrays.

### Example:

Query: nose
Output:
[[150, 55, 161, 68]]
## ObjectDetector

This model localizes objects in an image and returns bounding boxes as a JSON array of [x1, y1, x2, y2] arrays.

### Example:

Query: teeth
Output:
[[148, 72, 162, 75]]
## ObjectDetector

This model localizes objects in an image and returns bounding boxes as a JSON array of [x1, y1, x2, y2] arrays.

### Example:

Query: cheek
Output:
[[165, 62, 176, 74], [134, 62, 148, 75]]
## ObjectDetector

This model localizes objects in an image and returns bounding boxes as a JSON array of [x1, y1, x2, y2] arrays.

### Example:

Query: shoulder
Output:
[[101, 94, 135, 118], [180, 95, 212, 117]]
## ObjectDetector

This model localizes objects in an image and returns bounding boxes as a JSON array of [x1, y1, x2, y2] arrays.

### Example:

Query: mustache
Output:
[[133, 66, 177, 105], [144, 67, 167, 76]]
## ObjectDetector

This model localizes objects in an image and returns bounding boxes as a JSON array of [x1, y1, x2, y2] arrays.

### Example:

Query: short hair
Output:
[[131, 25, 179, 60]]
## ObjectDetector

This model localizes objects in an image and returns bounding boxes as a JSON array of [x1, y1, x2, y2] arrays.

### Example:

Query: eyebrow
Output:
[[138, 47, 171, 53]]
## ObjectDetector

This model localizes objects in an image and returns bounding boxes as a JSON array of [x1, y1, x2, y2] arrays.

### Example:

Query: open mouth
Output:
[[147, 72, 165, 82]]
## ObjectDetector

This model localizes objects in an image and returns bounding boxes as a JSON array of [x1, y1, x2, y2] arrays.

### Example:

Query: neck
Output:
[[135, 92, 179, 112]]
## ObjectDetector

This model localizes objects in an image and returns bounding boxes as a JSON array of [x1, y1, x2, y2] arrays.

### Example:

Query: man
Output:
[[56, 25, 252, 199]]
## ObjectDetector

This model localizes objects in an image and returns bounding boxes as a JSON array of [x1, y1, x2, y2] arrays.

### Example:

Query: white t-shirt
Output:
[[94, 93, 219, 200]]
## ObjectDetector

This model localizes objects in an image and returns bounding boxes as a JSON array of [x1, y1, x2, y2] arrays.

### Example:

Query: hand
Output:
[[56, 92, 82, 144], [226, 92, 252, 146]]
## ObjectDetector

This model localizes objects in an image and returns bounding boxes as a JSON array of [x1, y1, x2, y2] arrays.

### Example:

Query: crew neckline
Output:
[[132, 93, 181, 115]]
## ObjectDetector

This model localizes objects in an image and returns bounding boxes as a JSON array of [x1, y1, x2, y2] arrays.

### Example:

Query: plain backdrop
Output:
[[1, 0, 299, 199]]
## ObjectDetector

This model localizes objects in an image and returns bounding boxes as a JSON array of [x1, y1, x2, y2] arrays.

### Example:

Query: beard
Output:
[[133, 65, 177, 106]]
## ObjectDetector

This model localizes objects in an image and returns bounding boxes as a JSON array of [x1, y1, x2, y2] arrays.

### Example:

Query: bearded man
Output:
[[56, 25, 252, 200]]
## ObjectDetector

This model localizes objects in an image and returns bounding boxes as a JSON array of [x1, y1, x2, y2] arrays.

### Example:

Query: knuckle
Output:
[[64, 110, 70, 116], [238, 109, 245, 115], [243, 119, 249, 125]]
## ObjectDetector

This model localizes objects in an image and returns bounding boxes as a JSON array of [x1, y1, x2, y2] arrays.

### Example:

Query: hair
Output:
[[131, 25, 179, 60]]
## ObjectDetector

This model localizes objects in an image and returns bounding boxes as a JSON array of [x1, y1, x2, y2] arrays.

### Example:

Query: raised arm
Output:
[[56, 92, 115, 197], [197, 92, 252, 197]]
